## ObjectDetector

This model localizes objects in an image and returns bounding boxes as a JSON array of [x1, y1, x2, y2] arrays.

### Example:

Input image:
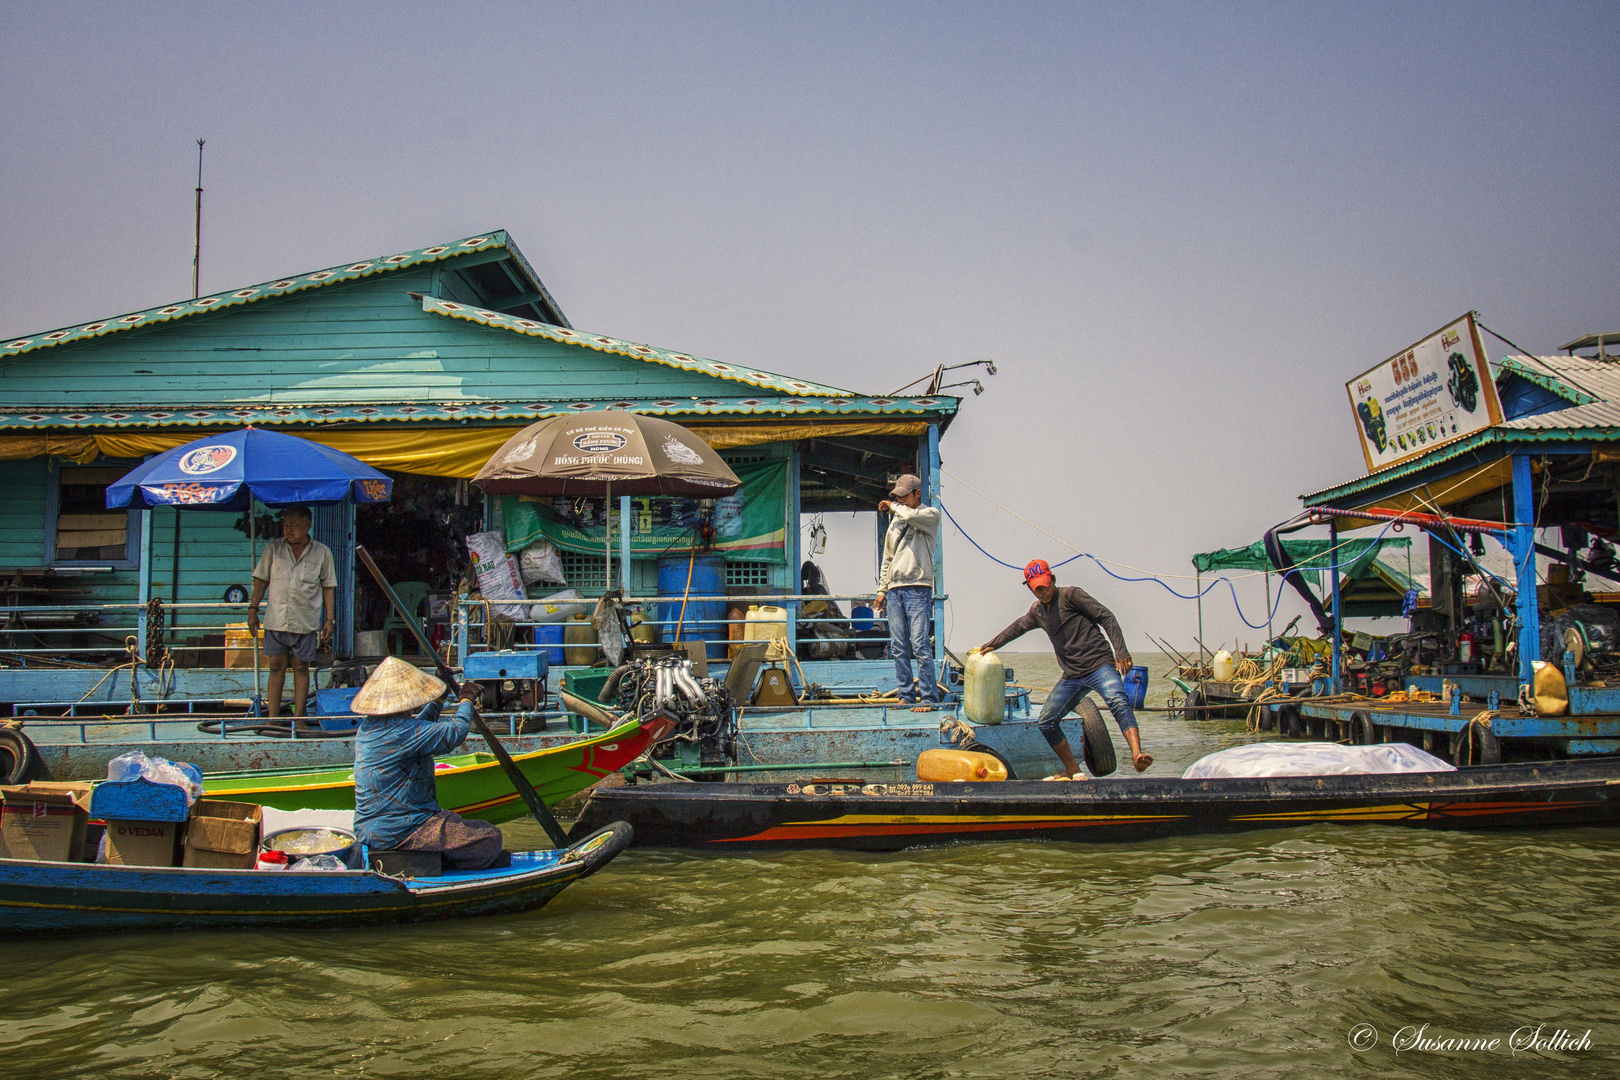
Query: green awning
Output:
[[1191, 537, 1411, 588]]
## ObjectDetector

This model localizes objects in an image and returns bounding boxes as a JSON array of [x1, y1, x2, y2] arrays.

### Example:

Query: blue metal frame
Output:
[[927, 423, 944, 674], [1511, 453, 1540, 685], [1329, 522, 1341, 692], [43, 459, 144, 571]]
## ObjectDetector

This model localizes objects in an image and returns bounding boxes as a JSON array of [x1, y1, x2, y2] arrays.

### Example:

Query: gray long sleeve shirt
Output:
[[984, 586, 1130, 679]]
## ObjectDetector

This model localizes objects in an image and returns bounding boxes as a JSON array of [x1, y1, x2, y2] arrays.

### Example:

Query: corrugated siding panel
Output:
[[0, 458, 48, 566], [146, 508, 259, 632], [0, 273, 768, 407]]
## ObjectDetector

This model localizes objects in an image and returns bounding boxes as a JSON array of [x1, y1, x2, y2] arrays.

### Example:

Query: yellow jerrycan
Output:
[[1532, 660, 1568, 716], [963, 647, 1007, 725], [917, 748, 1009, 782]]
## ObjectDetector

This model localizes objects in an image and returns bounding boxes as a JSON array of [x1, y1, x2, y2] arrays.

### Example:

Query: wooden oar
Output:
[[356, 545, 569, 848]]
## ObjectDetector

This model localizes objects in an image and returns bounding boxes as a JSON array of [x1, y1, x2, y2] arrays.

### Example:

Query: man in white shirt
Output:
[[874, 474, 941, 711], [246, 505, 336, 719]]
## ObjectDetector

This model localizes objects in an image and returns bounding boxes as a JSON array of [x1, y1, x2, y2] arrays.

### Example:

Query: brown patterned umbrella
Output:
[[473, 412, 740, 497]]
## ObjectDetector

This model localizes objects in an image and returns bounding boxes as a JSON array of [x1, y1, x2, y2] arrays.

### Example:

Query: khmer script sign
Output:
[[1345, 312, 1503, 473]]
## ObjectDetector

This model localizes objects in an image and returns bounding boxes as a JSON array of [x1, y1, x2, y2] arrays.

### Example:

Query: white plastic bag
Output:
[[289, 854, 347, 872], [1182, 741, 1455, 779], [105, 750, 204, 806], [523, 588, 589, 623], [519, 541, 567, 586], [466, 531, 528, 619]]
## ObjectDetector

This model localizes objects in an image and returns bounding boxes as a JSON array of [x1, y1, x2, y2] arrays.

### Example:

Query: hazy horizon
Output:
[[3, 1, 1615, 650]]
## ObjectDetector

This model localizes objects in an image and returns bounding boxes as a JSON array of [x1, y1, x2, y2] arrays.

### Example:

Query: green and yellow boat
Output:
[[199, 714, 669, 823]]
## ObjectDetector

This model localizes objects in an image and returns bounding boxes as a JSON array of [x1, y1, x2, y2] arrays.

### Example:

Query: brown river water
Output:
[[3, 654, 1617, 1078]]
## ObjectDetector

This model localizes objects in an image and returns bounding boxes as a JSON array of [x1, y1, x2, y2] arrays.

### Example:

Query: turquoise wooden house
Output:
[[0, 230, 960, 720]]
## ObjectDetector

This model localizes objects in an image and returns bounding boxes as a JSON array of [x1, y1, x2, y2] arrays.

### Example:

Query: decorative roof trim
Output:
[[1495, 356, 1599, 406], [0, 395, 957, 431], [1300, 426, 1620, 506], [1, 232, 536, 363], [419, 296, 854, 398]]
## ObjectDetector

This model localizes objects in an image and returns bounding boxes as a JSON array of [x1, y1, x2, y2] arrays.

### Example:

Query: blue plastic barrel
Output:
[[532, 623, 566, 665], [851, 604, 875, 633], [1123, 664, 1149, 709], [658, 554, 727, 659]]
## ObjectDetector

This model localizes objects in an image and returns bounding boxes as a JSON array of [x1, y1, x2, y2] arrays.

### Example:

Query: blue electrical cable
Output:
[[940, 501, 1418, 632]]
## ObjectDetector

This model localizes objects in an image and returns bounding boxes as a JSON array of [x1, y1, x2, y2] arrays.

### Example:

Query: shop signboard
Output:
[[501, 458, 788, 562], [1346, 312, 1502, 473]]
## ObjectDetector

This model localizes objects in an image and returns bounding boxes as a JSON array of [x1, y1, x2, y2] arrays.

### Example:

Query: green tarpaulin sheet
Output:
[[1190, 537, 1411, 587], [502, 458, 788, 562]]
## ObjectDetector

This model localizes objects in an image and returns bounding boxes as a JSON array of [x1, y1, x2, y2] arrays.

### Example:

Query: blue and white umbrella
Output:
[[106, 427, 392, 706], [106, 427, 392, 510]]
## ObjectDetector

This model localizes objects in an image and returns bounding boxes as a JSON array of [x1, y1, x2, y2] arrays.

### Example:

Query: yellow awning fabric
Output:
[[0, 435, 100, 463], [0, 420, 929, 479]]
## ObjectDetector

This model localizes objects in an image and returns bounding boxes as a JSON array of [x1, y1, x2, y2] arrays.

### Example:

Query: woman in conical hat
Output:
[[350, 657, 506, 871]]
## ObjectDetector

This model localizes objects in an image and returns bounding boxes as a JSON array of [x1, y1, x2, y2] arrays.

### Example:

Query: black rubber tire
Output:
[[1277, 704, 1304, 738], [1456, 723, 1502, 767], [1350, 712, 1377, 746], [0, 728, 46, 784], [1182, 687, 1206, 720], [961, 740, 1018, 781], [1075, 698, 1118, 776]]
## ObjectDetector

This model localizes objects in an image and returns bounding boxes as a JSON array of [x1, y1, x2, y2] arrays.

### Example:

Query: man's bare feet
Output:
[[909, 705, 936, 713], [1133, 751, 1153, 772], [1042, 772, 1089, 781]]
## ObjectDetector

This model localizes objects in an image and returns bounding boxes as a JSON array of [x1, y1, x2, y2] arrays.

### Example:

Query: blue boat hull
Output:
[[0, 823, 630, 935]]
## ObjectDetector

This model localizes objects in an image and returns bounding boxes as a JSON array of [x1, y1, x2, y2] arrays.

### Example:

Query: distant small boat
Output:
[[0, 823, 631, 936], [571, 758, 1620, 852], [199, 715, 670, 822]]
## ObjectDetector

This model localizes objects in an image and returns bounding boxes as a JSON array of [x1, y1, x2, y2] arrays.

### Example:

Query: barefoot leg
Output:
[[1125, 728, 1153, 771]]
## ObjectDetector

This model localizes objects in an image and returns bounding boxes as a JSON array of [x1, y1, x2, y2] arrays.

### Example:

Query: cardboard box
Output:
[[104, 819, 181, 867], [224, 622, 266, 670], [0, 783, 92, 862], [183, 799, 262, 870]]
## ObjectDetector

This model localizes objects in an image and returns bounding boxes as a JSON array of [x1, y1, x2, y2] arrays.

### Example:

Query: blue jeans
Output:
[[1037, 664, 1138, 749], [886, 585, 938, 703]]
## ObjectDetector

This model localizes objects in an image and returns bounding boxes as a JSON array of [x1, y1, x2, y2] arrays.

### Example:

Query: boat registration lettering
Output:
[[860, 783, 934, 796]]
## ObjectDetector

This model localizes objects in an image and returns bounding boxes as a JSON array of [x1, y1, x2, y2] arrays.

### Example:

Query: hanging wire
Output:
[[937, 498, 1405, 630]]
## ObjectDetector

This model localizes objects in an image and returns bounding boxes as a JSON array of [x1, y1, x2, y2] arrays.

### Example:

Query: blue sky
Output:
[[3, 2, 1616, 649]]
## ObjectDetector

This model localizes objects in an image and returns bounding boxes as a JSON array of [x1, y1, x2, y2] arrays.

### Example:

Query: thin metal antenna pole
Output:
[[192, 139, 205, 298]]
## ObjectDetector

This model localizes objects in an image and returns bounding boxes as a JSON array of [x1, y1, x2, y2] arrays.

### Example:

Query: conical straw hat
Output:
[[352, 656, 448, 716]]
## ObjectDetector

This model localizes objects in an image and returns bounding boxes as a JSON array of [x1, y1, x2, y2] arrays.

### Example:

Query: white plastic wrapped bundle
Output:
[[518, 541, 567, 586], [1182, 741, 1455, 779], [104, 750, 204, 806]]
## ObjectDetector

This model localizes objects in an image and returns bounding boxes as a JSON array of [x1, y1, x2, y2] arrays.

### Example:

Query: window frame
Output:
[[44, 458, 145, 571]]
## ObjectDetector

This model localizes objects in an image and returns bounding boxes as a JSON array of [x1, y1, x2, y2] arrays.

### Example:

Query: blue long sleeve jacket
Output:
[[353, 698, 473, 849]]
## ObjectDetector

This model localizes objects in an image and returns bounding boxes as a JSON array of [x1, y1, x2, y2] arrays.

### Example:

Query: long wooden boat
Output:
[[0, 823, 631, 936], [198, 715, 671, 823], [570, 758, 1620, 852]]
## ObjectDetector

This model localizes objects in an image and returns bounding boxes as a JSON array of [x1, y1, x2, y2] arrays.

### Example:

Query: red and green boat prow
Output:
[[199, 716, 664, 824]]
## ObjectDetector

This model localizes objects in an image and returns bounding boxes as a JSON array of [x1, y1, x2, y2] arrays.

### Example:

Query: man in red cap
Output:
[[979, 559, 1152, 776]]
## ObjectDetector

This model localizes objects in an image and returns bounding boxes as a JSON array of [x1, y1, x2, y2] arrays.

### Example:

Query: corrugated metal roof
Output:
[[1300, 355, 1620, 505], [420, 296, 853, 398], [0, 232, 564, 362], [0, 395, 958, 431], [1497, 354, 1620, 429]]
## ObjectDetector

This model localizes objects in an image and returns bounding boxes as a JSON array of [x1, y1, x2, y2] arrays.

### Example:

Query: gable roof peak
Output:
[[2, 230, 564, 363]]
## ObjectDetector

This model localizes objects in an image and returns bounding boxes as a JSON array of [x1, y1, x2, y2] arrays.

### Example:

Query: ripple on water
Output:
[[5, 661, 1619, 1078]]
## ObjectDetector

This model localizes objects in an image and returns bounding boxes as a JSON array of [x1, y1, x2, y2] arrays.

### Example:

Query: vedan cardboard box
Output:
[[0, 782, 92, 862], [183, 799, 262, 869], [104, 819, 181, 867]]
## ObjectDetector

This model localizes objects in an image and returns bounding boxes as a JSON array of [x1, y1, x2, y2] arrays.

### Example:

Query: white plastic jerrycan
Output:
[[964, 647, 1008, 725]]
